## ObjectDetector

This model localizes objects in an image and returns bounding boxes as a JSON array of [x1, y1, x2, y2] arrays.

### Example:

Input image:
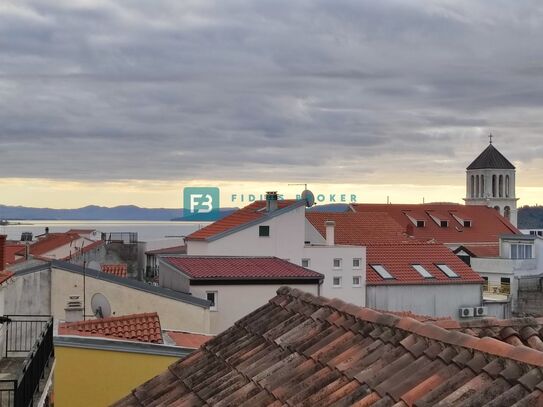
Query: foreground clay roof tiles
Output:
[[59, 312, 163, 344], [115, 287, 543, 406]]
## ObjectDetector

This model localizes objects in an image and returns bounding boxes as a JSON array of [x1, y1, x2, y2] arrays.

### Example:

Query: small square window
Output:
[[301, 258, 310, 268], [333, 258, 342, 269], [416, 220, 425, 228], [206, 291, 218, 311], [333, 277, 342, 287], [259, 225, 270, 237], [352, 258, 361, 269], [352, 276, 361, 287]]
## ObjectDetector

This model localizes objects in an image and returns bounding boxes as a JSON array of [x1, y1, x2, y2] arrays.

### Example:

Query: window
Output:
[[352, 276, 361, 287], [206, 291, 218, 311], [412, 264, 433, 279], [370, 264, 394, 280], [440, 220, 448, 228], [416, 220, 425, 228], [259, 225, 270, 237], [511, 244, 533, 259], [436, 264, 459, 278], [333, 277, 342, 287], [333, 258, 342, 269], [352, 258, 361, 269], [301, 258, 310, 268], [463, 220, 472, 228]]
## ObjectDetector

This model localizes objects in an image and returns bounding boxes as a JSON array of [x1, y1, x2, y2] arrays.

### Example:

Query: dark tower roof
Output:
[[467, 143, 515, 170]]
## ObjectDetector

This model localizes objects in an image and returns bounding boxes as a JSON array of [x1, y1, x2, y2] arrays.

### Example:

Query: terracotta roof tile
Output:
[[350, 203, 519, 244], [59, 312, 162, 343], [144, 245, 186, 255], [365, 243, 484, 285], [162, 256, 323, 280], [100, 263, 128, 278], [186, 200, 301, 241], [164, 331, 213, 349], [113, 288, 543, 406], [29, 232, 82, 256], [460, 243, 500, 258]]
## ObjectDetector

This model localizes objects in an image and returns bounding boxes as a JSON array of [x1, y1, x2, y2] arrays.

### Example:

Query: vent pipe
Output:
[[265, 191, 278, 213], [325, 221, 335, 246]]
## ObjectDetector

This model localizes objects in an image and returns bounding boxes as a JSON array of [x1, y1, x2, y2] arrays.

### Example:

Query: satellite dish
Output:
[[301, 189, 315, 207], [91, 293, 111, 319]]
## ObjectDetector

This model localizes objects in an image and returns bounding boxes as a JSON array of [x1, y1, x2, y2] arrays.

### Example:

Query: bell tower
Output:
[[464, 135, 518, 226]]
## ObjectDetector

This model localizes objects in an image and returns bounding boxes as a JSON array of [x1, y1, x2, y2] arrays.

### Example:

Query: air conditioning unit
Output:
[[459, 307, 474, 318], [474, 306, 488, 317]]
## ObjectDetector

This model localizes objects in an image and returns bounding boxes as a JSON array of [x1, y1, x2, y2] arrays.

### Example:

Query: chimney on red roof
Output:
[[265, 191, 278, 213], [0, 235, 6, 272], [325, 221, 335, 246]]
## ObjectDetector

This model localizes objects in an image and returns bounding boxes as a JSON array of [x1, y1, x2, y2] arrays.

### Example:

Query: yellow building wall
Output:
[[54, 345, 179, 407]]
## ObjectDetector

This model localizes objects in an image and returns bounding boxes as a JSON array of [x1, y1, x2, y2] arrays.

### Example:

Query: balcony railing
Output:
[[483, 282, 511, 295], [0, 316, 54, 407]]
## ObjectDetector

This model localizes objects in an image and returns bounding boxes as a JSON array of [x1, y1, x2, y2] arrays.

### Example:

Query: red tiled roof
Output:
[[29, 233, 82, 256], [162, 256, 323, 280], [66, 229, 96, 234], [59, 313, 162, 344], [366, 243, 484, 285], [186, 200, 301, 241], [114, 287, 543, 406], [350, 203, 519, 244], [306, 211, 411, 245], [101, 263, 128, 278], [4, 243, 25, 264], [458, 243, 500, 258], [145, 245, 186, 255], [164, 331, 213, 349]]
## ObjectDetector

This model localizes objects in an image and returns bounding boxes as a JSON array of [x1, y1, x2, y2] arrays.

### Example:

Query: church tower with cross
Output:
[[464, 135, 518, 226]]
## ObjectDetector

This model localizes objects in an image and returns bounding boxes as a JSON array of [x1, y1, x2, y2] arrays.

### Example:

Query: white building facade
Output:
[[186, 194, 366, 306]]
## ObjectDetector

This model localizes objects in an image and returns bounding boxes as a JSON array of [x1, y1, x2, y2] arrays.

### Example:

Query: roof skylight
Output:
[[411, 264, 433, 278], [370, 264, 394, 280], [436, 264, 459, 278]]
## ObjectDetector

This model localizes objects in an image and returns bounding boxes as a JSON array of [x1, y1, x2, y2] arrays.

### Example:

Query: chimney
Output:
[[325, 221, 335, 246], [45, 227, 49, 235], [65, 295, 84, 322], [265, 191, 278, 213], [0, 235, 6, 272]]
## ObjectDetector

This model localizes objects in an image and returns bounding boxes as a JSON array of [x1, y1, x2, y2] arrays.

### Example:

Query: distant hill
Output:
[[0, 204, 236, 221], [518, 206, 543, 229]]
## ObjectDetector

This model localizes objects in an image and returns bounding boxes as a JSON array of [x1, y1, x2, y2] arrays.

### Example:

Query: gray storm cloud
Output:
[[1, 0, 543, 185]]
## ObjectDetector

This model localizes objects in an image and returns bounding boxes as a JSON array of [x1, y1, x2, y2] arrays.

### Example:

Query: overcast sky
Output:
[[1, 0, 543, 207]]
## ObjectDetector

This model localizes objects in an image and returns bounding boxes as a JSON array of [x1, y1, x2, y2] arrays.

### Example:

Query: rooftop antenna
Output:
[[489, 133, 493, 144]]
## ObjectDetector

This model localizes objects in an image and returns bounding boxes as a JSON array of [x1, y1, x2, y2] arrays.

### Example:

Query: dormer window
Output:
[[427, 212, 449, 228], [405, 213, 426, 228], [451, 213, 472, 228]]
